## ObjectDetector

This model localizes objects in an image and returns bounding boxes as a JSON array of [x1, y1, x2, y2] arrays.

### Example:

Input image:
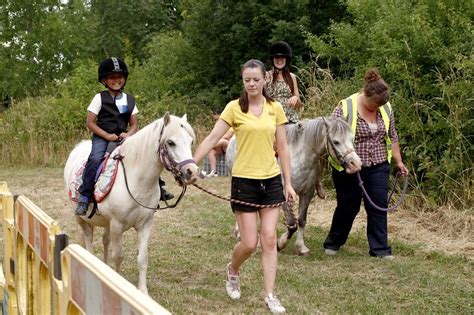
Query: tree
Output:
[[89, 0, 181, 61], [0, 0, 93, 99], [177, 0, 348, 101], [305, 0, 474, 206]]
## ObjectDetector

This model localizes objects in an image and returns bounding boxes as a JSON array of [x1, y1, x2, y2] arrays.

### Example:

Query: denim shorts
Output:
[[230, 175, 285, 212]]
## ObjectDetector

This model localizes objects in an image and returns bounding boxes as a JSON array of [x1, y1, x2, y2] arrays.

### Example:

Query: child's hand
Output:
[[107, 133, 119, 141], [118, 132, 128, 141], [286, 96, 299, 108]]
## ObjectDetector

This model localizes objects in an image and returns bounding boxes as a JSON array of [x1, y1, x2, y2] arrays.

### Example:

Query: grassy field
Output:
[[0, 168, 472, 314]]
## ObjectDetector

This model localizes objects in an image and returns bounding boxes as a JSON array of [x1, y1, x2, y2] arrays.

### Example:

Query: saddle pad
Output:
[[94, 148, 121, 203], [68, 161, 86, 202], [68, 146, 121, 203]]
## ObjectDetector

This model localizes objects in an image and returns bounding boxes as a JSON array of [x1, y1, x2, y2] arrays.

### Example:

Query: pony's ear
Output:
[[182, 114, 188, 122], [164, 112, 171, 125]]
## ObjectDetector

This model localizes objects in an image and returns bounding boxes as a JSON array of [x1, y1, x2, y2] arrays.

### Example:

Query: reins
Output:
[[322, 117, 408, 211], [115, 155, 187, 210], [111, 118, 197, 211], [356, 171, 408, 212], [192, 182, 287, 209]]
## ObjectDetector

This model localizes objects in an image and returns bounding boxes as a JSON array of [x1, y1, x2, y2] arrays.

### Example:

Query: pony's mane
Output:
[[328, 118, 351, 139], [286, 117, 351, 151], [286, 118, 326, 151], [121, 115, 195, 165]]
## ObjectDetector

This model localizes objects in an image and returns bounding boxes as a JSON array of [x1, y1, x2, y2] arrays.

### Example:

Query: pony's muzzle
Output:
[[181, 164, 199, 184], [344, 156, 362, 174]]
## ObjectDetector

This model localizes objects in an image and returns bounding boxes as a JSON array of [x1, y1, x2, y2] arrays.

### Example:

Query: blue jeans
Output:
[[323, 162, 392, 256], [79, 135, 108, 199]]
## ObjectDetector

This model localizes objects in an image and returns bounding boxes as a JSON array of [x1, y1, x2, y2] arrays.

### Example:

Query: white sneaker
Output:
[[226, 263, 240, 300], [324, 248, 338, 256], [265, 294, 286, 313], [207, 170, 217, 177]]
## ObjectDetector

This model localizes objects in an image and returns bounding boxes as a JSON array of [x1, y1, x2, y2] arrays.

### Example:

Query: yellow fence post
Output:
[[14, 196, 62, 314], [61, 244, 170, 315], [1, 181, 18, 314], [1, 182, 171, 314]]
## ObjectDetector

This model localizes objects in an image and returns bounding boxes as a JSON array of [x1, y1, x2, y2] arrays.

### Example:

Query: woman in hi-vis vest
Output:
[[323, 68, 408, 260]]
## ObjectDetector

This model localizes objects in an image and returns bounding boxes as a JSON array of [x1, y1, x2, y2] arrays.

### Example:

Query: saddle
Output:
[[68, 142, 121, 203]]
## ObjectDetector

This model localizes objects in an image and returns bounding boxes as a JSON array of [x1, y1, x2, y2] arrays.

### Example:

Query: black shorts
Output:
[[230, 175, 285, 212]]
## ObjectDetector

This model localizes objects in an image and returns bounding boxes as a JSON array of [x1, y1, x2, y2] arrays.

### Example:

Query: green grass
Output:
[[0, 168, 472, 314]]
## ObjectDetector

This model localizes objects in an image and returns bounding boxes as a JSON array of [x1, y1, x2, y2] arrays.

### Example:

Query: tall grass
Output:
[[296, 60, 473, 211], [0, 96, 89, 166]]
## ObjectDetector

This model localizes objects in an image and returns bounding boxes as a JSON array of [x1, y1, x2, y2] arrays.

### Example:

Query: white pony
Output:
[[64, 112, 199, 294], [227, 117, 362, 255]]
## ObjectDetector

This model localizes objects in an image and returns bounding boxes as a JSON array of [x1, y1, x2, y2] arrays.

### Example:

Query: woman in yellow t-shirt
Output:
[[194, 59, 296, 314]]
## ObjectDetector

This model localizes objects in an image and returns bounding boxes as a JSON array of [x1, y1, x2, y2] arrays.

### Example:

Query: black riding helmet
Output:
[[98, 57, 129, 90], [269, 41, 292, 68]]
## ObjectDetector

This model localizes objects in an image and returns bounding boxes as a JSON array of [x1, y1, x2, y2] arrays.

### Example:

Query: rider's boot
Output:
[[160, 186, 174, 201], [159, 177, 174, 201], [75, 195, 89, 216]]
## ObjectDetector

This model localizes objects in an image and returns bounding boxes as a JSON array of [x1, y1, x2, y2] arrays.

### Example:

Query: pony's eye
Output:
[[167, 140, 175, 146], [333, 140, 340, 145]]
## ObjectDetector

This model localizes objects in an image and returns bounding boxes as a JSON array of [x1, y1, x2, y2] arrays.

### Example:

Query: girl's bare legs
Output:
[[208, 148, 218, 173], [229, 211, 259, 274], [208, 140, 228, 175], [259, 206, 280, 295]]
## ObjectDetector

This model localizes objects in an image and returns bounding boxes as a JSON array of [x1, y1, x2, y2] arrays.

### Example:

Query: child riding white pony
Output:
[[64, 112, 199, 294]]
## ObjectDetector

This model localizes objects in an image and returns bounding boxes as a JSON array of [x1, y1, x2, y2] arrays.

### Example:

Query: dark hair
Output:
[[269, 41, 294, 93], [272, 68, 294, 94], [238, 59, 274, 113], [363, 68, 390, 105]]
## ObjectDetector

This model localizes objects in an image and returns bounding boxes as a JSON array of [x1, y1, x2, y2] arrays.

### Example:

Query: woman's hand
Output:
[[396, 161, 409, 176], [284, 183, 297, 206]]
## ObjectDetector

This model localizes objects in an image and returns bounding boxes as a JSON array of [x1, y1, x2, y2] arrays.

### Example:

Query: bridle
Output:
[[159, 144, 195, 186], [116, 120, 197, 211], [322, 117, 356, 166], [322, 117, 408, 212]]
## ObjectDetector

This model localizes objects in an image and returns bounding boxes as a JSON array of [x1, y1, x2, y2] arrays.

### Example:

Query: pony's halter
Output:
[[157, 123, 196, 185], [322, 117, 355, 167], [159, 144, 196, 185]]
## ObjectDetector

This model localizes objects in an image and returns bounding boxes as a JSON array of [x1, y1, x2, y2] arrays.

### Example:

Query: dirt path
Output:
[[1, 167, 472, 259]]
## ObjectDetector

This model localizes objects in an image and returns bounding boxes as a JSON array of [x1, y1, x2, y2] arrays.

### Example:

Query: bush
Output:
[[304, 0, 473, 208], [0, 96, 88, 166]]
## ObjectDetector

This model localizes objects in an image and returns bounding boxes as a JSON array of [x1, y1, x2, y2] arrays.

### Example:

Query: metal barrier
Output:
[[0, 181, 170, 314], [203, 154, 229, 176]]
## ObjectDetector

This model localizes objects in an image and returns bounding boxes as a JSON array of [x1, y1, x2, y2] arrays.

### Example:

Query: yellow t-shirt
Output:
[[220, 99, 288, 179]]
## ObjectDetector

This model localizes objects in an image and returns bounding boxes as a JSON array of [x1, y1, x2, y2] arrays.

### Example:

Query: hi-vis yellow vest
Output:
[[329, 93, 393, 171]]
